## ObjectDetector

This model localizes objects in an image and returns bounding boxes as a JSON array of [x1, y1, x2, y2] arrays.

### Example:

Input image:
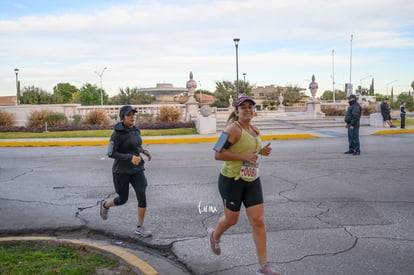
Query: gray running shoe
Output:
[[99, 200, 108, 220], [257, 262, 280, 275], [207, 228, 221, 255], [135, 225, 152, 238]]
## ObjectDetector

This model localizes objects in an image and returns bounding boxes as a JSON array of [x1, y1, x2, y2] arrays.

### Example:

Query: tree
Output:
[[375, 93, 385, 102], [212, 80, 253, 107], [357, 85, 370, 96], [239, 80, 252, 96], [212, 81, 235, 107], [280, 85, 303, 106], [369, 78, 375, 95], [19, 86, 54, 104], [396, 93, 414, 112], [78, 83, 107, 105], [320, 90, 346, 101], [53, 83, 79, 103]]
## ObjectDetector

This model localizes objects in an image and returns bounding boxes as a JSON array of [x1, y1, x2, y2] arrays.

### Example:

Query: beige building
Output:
[[138, 83, 188, 104]]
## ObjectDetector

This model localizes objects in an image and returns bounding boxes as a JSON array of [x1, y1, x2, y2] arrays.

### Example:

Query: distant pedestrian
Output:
[[344, 94, 361, 155], [99, 105, 153, 238], [400, 101, 406, 129], [208, 96, 279, 275], [380, 97, 396, 128]]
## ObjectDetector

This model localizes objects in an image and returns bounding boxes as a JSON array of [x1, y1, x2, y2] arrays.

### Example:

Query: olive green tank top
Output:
[[220, 124, 261, 181]]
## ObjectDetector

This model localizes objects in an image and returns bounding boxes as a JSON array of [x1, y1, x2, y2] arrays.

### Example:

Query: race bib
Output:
[[240, 161, 259, 179]]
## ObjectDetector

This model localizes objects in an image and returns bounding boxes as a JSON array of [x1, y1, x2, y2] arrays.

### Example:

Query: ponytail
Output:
[[226, 109, 238, 126]]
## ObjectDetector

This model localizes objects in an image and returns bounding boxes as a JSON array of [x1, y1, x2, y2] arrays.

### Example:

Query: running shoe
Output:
[[207, 228, 221, 255], [257, 262, 280, 275], [99, 200, 108, 220], [135, 225, 152, 238]]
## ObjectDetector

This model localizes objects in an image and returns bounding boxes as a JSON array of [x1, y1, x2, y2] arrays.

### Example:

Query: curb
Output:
[[0, 133, 319, 147], [0, 236, 158, 275], [372, 128, 414, 135]]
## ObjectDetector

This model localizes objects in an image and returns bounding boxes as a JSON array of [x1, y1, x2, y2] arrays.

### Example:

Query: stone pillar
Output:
[[186, 71, 197, 97], [186, 96, 199, 121], [370, 113, 384, 127], [306, 74, 325, 117], [195, 105, 216, 134], [185, 71, 199, 121]]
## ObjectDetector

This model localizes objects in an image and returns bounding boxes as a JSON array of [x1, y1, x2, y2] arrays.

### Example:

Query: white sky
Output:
[[1, 0, 413, 98]]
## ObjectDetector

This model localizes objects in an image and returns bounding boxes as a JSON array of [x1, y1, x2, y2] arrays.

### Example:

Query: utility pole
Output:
[[332, 49, 335, 103], [233, 38, 240, 99], [95, 67, 107, 106]]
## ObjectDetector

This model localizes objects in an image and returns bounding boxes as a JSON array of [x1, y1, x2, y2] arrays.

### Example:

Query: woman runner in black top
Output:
[[99, 105, 152, 237]]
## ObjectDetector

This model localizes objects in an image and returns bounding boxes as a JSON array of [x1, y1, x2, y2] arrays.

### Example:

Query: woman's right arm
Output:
[[107, 133, 133, 160]]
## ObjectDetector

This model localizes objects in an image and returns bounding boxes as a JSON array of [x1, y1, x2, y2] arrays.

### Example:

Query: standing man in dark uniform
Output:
[[400, 101, 406, 129], [344, 94, 361, 155]]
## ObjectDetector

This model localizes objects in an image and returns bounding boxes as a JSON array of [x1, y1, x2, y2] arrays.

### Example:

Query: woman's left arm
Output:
[[141, 149, 152, 161]]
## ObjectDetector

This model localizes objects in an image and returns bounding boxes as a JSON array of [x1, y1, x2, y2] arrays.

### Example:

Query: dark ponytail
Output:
[[226, 108, 238, 126]]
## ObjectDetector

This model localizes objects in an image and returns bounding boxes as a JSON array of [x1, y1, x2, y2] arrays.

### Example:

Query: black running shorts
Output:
[[218, 173, 264, 212]]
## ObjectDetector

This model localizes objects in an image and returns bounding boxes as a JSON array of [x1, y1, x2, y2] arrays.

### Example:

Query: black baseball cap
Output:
[[119, 105, 137, 119]]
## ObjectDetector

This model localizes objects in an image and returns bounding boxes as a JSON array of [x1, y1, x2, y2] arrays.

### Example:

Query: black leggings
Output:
[[218, 174, 263, 212], [113, 171, 148, 208]]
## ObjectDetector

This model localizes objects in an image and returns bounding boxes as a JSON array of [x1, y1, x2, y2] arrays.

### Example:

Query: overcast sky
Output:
[[1, 0, 413, 98]]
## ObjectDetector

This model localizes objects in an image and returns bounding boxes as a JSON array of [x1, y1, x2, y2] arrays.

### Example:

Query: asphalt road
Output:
[[1, 134, 414, 275]]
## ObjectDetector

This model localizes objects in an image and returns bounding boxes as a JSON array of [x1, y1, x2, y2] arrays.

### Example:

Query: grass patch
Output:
[[0, 243, 133, 274], [394, 117, 414, 127], [0, 128, 198, 139]]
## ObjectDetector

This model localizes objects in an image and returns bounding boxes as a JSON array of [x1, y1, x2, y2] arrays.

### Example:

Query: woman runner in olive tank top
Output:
[[207, 96, 279, 275]]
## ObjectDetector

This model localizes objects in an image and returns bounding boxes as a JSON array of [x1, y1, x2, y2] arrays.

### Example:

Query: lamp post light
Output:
[[14, 68, 19, 105], [233, 38, 240, 99], [386, 80, 397, 96], [95, 67, 107, 106]]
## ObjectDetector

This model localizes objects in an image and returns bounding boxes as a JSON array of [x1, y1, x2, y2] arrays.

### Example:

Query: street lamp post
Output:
[[349, 34, 353, 84], [14, 68, 19, 105], [386, 80, 397, 96], [345, 34, 354, 97], [243, 72, 246, 94], [331, 49, 335, 103], [233, 38, 240, 99], [95, 67, 107, 106]]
